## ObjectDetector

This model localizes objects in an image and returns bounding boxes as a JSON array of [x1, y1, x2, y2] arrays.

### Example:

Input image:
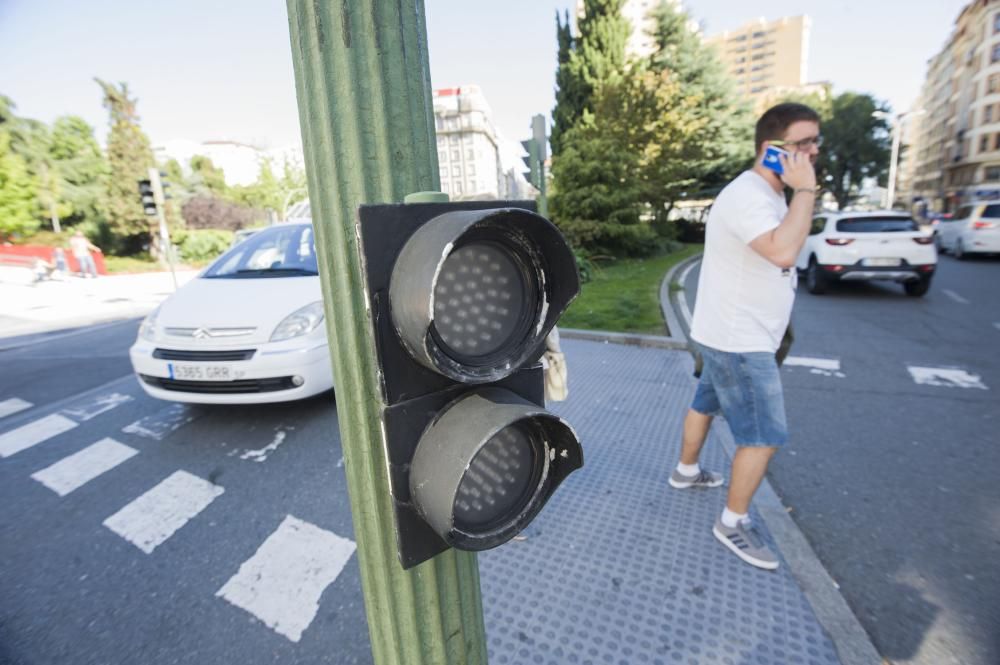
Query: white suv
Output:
[[795, 211, 937, 297], [935, 201, 1000, 258]]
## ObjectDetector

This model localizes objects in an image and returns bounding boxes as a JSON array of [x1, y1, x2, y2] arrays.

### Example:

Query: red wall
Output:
[[0, 244, 107, 275]]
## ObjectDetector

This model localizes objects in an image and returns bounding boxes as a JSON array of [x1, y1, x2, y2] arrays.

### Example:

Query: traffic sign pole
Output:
[[285, 2, 488, 663]]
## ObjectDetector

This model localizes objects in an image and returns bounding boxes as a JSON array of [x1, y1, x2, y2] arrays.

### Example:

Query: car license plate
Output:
[[862, 258, 902, 267], [169, 363, 231, 381]]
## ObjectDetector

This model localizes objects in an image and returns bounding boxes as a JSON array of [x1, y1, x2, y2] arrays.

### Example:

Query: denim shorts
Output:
[[690, 342, 788, 448]]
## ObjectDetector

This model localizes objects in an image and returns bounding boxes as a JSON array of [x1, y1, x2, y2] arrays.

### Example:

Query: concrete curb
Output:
[[659, 252, 703, 343], [664, 256, 883, 665]]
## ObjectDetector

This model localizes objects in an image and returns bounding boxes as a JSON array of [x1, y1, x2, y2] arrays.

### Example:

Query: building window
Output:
[[438, 149, 446, 162], [981, 135, 989, 153], [751, 54, 765, 61], [985, 166, 1000, 181], [449, 134, 459, 144], [435, 117, 444, 130], [439, 166, 447, 178], [992, 44, 1000, 63], [994, 13, 1000, 33], [467, 163, 476, 176], [451, 150, 460, 162], [988, 74, 1000, 94], [986, 105, 994, 124], [466, 149, 475, 160], [995, 133, 1000, 150], [454, 182, 463, 194], [452, 165, 461, 177]]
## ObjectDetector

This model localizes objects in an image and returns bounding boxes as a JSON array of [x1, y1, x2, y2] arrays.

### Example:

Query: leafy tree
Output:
[[550, 10, 580, 157], [816, 93, 891, 209], [181, 195, 265, 231], [187, 155, 228, 196], [227, 157, 308, 220], [48, 116, 108, 232], [96, 78, 157, 254], [0, 96, 40, 239], [550, 0, 629, 158], [0, 130, 39, 239], [648, 1, 754, 206]]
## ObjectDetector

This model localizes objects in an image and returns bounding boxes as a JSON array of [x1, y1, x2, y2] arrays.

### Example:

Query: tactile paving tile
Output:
[[480, 339, 840, 665]]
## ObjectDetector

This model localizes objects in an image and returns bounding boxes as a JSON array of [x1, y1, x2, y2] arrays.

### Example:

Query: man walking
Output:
[[669, 103, 820, 570], [70, 230, 100, 278]]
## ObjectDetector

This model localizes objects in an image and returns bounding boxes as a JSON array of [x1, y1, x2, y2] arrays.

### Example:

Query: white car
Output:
[[935, 201, 1000, 258], [130, 222, 335, 404], [795, 211, 937, 297]]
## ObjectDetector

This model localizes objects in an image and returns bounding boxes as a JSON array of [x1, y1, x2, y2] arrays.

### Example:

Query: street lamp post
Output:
[[873, 109, 925, 209]]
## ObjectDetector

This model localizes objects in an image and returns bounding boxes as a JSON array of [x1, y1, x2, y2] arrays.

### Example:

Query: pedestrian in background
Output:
[[70, 230, 100, 278], [669, 103, 820, 570]]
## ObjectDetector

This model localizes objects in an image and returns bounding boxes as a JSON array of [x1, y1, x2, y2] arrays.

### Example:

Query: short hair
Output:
[[755, 103, 821, 154]]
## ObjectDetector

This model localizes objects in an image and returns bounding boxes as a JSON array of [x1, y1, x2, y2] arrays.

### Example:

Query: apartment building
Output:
[[705, 16, 811, 110], [911, 0, 1000, 213], [433, 86, 504, 200]]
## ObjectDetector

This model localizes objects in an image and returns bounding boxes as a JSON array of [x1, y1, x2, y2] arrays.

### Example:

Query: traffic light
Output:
[[137, 179, 158, 216], [521, 138, 541, 189], [357, 200, 583, 569]]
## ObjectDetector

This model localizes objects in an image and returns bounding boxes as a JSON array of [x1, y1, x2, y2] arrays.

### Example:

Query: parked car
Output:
[[935, 201, 1000, 259], [129, 222, 334, 404], [795, 211, 937, 297]]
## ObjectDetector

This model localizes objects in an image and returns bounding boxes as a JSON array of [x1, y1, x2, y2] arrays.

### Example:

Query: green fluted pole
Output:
[[285, 2, 488, 664]]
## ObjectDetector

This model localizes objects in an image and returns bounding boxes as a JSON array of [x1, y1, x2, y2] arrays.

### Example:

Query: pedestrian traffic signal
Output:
[[356, 199, 583, 569], [521, 138, 541, 189], [138, 179, 158, 216]]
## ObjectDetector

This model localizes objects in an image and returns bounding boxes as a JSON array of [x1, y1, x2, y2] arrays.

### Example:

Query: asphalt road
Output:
[[682, 252, 1000, 665], [0, 322, 371, 665]]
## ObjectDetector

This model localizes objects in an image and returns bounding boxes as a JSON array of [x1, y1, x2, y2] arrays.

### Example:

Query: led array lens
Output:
[[453, 424, 535, 530], [433, 243, 524, 357]]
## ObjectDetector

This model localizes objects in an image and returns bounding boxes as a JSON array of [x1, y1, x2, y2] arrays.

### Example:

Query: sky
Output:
[[0, 0, 971, 156]]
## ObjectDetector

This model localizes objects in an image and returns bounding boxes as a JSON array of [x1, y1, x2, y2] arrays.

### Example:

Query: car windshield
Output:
[[981, 204, 1000, 219], [835, 217, 918, 233], [203, 225, 318, 278]]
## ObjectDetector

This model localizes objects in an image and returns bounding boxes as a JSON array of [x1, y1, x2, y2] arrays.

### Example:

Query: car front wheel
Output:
[[955, 239, 967, 260], [904, 275, 932, 297], [806, 257, 827, 295]]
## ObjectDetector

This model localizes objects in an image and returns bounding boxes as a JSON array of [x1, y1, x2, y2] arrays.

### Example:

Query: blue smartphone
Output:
[[762, 145, 789, 175]]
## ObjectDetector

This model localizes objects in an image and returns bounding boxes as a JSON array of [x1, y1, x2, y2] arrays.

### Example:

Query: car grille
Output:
[[153, 348, 256, 361], [139, 375, 296, 394]]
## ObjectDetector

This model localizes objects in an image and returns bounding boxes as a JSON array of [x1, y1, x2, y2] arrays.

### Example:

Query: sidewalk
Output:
[[0, 266, 197, 339], [480, 338, 854, 665]]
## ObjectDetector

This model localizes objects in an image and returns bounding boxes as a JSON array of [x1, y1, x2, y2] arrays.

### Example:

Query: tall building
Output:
[[910, 0, 1000, 213], [433, 85, 506, 200], [705, 16, 812, 110]]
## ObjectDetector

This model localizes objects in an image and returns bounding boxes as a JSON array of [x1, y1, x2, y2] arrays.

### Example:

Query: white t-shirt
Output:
[[690, 170, 796, 354]]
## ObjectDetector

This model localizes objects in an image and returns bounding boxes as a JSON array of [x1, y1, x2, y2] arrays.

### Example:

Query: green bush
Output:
[[173, 228, 233, 262]]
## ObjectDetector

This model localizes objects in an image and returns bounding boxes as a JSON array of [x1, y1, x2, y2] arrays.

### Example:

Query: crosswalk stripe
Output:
[[0, 414, 77, 458], [0, 398, 33, 420], [122, 404, 197, 441], [216, 515, 357, 643], [61, 393, 132, 422], [103, 470, 224, 554], [907, 366, 988, 390], [31, 438, 138, 496]]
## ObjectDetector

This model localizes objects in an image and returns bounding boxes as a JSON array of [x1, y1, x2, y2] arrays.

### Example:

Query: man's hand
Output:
[[778, 151, 816, 191]]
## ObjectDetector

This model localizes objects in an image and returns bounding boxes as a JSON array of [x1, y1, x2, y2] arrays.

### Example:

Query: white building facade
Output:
[[433, 86, 507, 200]]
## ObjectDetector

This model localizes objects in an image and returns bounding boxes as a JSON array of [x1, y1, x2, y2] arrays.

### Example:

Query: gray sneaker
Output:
[[668, 468, 724, 489], [713, 517, 779, 570]]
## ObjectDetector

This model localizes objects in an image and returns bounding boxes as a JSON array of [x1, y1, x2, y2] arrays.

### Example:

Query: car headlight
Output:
[[271, 301, 325, 342], [139, 308, 160, 342]]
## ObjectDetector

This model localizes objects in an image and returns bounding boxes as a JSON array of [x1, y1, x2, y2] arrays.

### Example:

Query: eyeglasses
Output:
[[771, 135, 823, 150]]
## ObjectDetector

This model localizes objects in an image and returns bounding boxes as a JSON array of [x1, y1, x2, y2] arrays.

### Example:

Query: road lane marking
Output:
[[0, 398, 33, 419], [908, 366, 988, 390], [122, 404, 198, 441], [0, 414, 77, 458], [62, 392, 132, 422], [784, 356, 845, 377], [216, 515, 356, 643], [942, 289, 970, 304], [239, 429, 289, 462], [103, 470, 224, 554], [31, 438, 138, 496]]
